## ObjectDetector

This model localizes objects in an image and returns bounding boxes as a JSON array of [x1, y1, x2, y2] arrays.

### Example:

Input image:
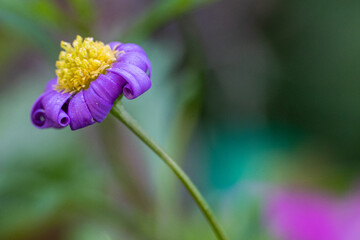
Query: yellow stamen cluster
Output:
[[55, 35, 118, 93]]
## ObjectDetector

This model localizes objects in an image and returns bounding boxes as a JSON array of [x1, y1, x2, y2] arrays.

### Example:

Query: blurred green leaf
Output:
[[123, 0, 219, 41], [0, 8, 57, 57], [0, 0, 80, 30], [67, 0, 95, 26]]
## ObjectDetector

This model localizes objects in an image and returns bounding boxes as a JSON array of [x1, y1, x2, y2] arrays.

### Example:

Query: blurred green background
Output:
[[1, 0, 360, 239]]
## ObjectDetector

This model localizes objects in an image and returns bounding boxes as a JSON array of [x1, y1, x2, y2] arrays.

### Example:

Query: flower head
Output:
[[56, 36, 118, 93], [31, 35, 152, 130]]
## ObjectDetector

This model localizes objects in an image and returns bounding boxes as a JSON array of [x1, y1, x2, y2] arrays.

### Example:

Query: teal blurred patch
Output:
[[207, 123, 301, 189]]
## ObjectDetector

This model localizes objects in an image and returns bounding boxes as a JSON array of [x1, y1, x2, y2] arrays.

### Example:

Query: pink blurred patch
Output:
[[265, 190, 360, 240]]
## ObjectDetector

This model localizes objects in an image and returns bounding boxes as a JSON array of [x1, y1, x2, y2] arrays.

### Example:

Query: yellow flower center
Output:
[[55, 35, 118, 93]]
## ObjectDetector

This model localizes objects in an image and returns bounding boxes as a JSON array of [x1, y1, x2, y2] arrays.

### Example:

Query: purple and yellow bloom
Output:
[[31, 35, 151, 130]]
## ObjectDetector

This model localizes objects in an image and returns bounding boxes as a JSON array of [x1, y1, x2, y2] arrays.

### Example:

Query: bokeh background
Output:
[[1, 0, 360, 239]]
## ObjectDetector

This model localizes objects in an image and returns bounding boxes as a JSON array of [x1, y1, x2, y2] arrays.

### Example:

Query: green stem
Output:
[[110, 102, 227, 240]]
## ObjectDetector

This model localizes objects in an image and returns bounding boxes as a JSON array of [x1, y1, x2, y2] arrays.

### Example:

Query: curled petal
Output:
[[57, 110, 70, 127], [83, 84, 113, 122], [32, 109, 48, 127], [31, 89, 71, 129], [108, 63, 151, 100], [31, 94, 57, 128], [42, 91, 71, 127], [115, 51, 152, 77], [68, 90, 95, 130]]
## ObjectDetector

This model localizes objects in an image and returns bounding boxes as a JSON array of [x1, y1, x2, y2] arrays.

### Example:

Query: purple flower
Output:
[[31, 36, 151, 130], [265, 189, 360, 240]]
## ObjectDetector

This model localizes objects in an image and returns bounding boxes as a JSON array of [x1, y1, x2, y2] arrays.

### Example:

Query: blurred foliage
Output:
[[264, 0, 360, 165], [123, 0, 218, 41]]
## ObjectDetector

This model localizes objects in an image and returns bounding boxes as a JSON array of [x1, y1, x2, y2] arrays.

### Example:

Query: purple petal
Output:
[[31, 89, 71, 129], [32, 109, 45, 126], [108, 63, 151, 100], [83, 84, 113, 122], [42, 91, 71, 127], [45, 78, 57, 92], [116, 43, 146, 54], [115, 51, 152, 77], [108, 41, 122, 50], [90, 73, 125, 103], [31, 101, 56, 129], [68, 90, 95, 130], [31, 93, 50, 128], [56, 110, 70, 128]]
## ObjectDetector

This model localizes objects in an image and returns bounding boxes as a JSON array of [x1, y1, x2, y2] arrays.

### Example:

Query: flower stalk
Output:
[[110, 101, 227, 240]]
